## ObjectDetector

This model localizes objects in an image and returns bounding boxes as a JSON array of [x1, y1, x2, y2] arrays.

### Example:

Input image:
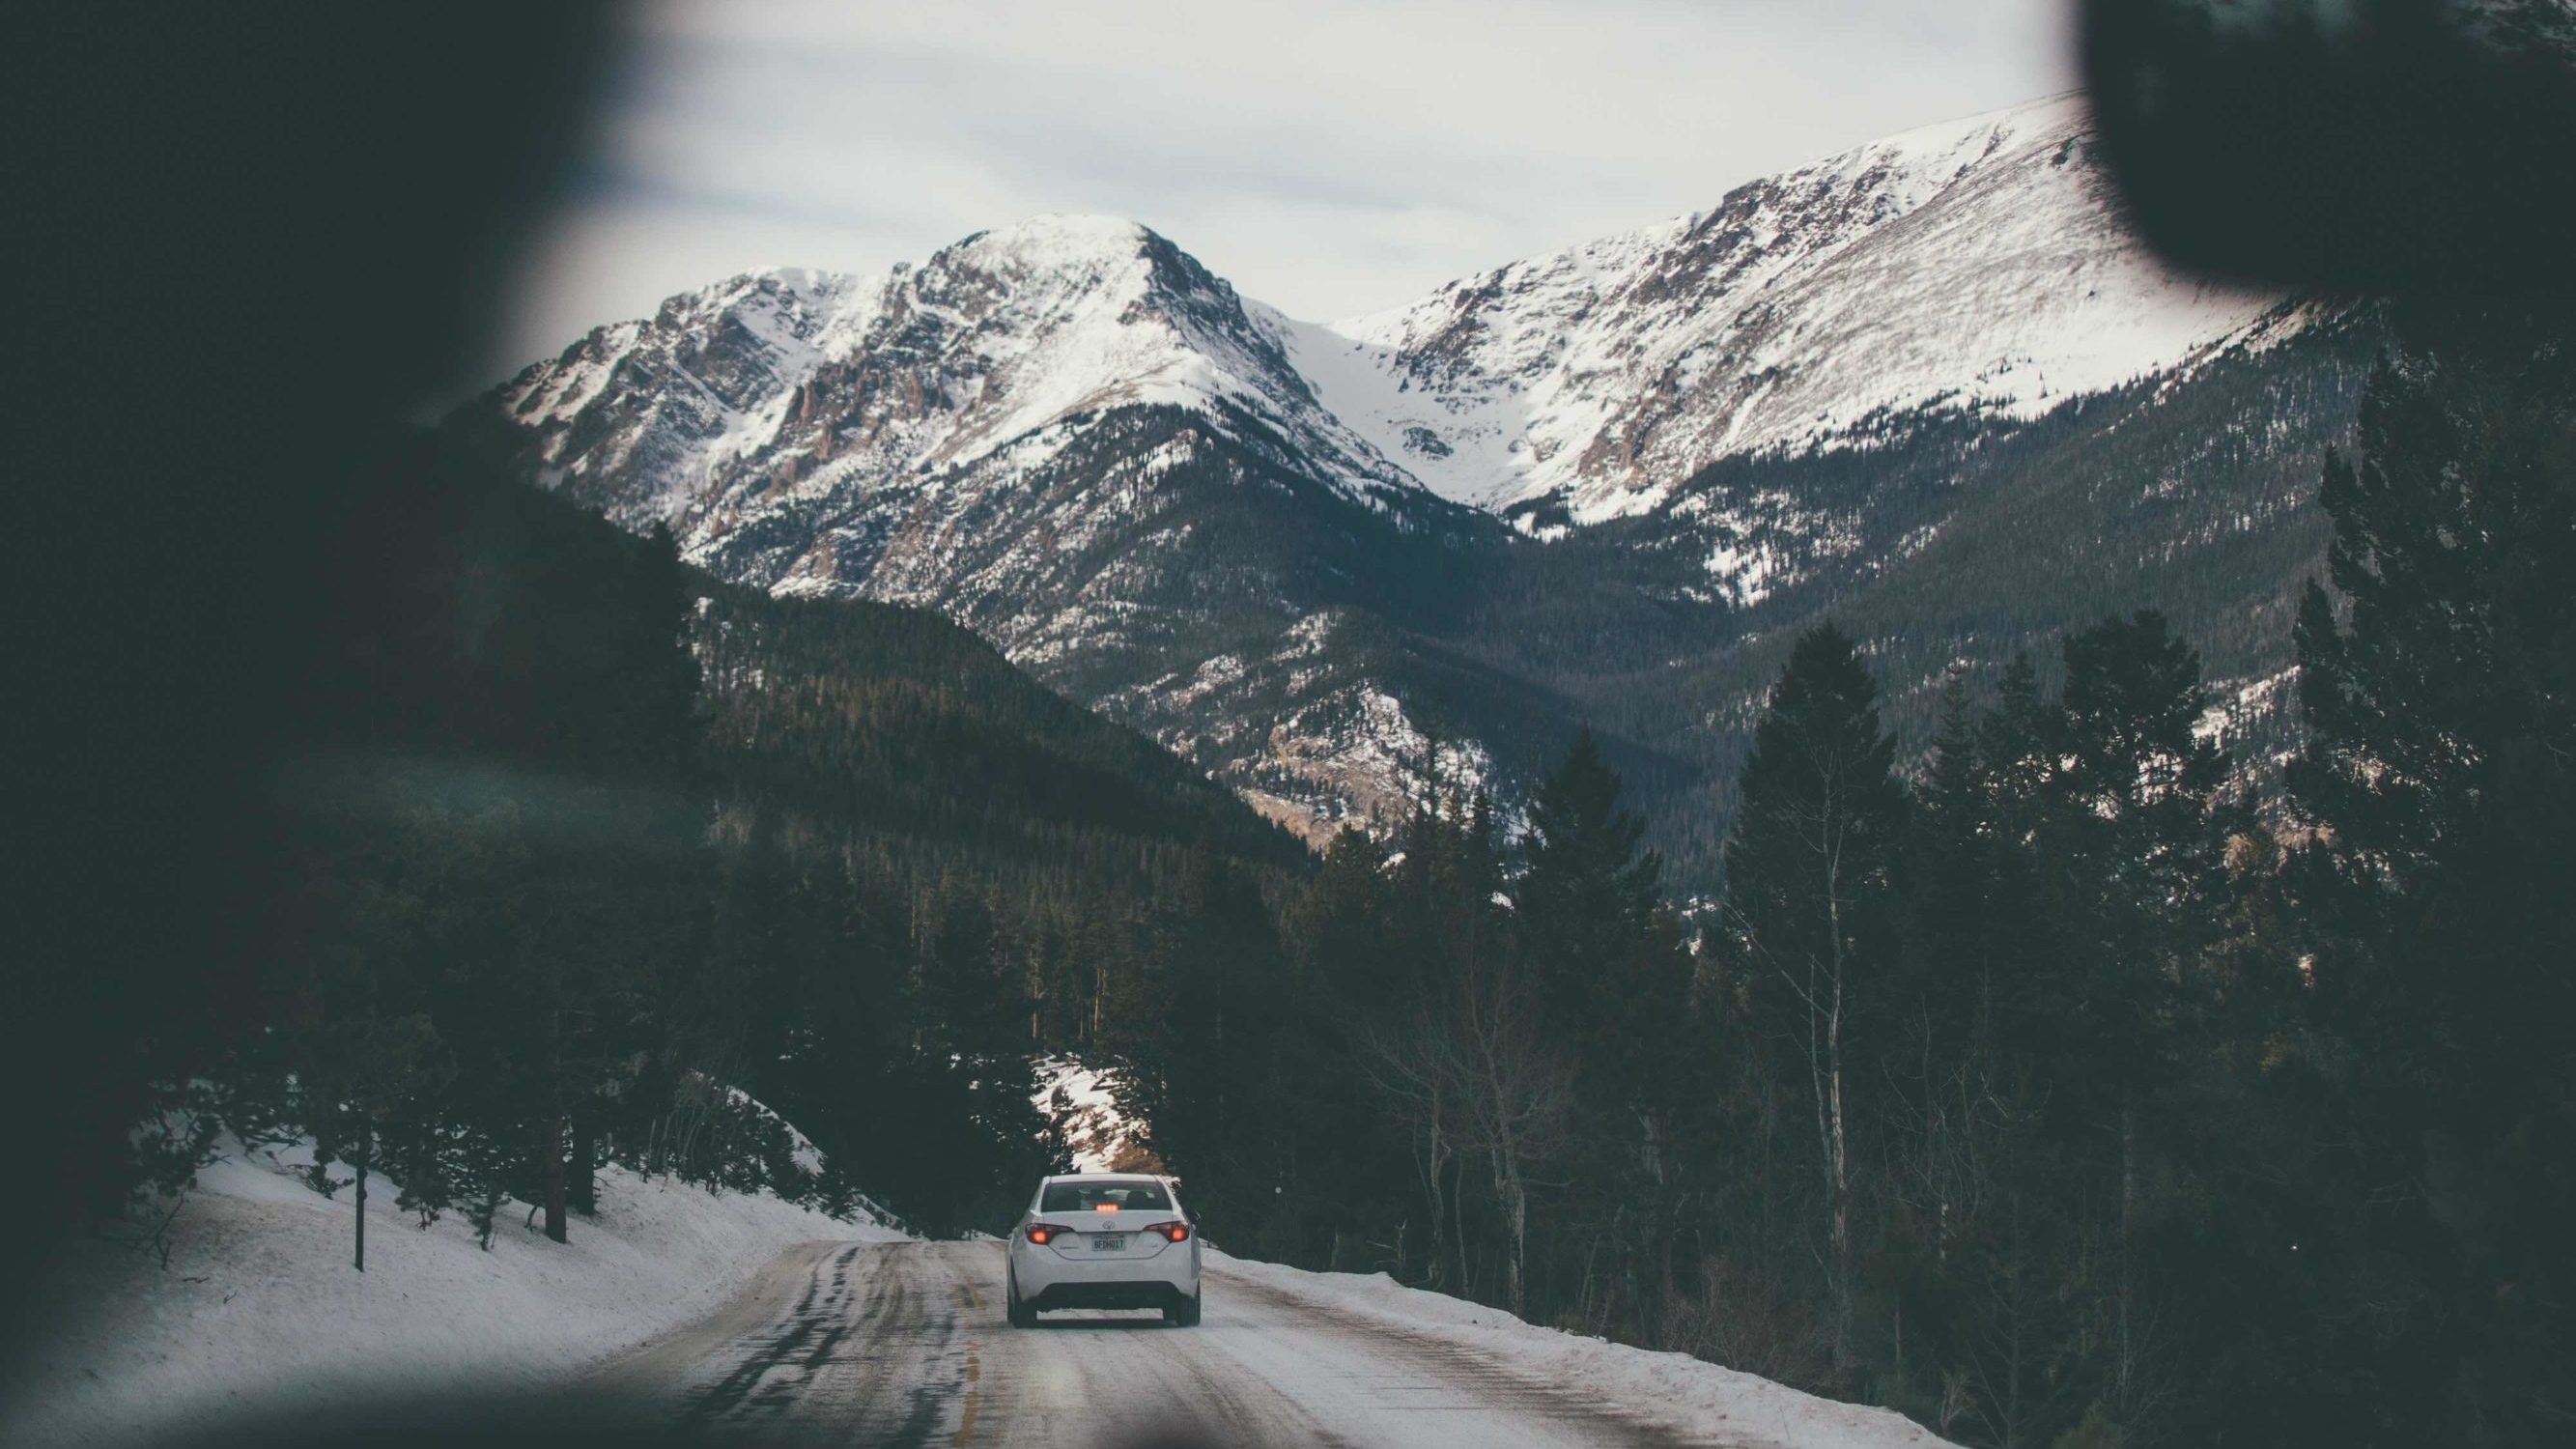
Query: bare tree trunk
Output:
[[1826, 948, 1851, 1374], [353, 1119, 368, 1273], [2117, 1094, 2137, 1403], [1453, 1152, 1470, 1296], [569, 1114, 597, 1215], [1418, 1110, 1450, 1290], [1976, 1191, 2035, 1449], [1819, 838, 1854, 1378], [542, 1113, 568, 1244], [2004, 1276, 2025, 1449], [541, 1002, 569, 1243], [1360, 950, 1569, 1322], [1497, 1151, 1529, 1320]]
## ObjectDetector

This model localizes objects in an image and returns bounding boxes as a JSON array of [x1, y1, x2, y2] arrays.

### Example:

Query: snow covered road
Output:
[[7, 1144, 1950, 1448], [577, 1241, 1953, 1449]]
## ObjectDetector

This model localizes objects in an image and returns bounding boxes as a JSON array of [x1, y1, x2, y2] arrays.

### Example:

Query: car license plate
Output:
[[1090, 1233, 1125, 1252]]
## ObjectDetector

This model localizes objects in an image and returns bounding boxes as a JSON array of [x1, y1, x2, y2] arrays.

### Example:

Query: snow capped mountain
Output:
[[464, 97, 2370, 876], [502, 98, 2304, 556], [481, 214, 1512, 846], [503, 213, 1419, 569], [1289, 95, 2294, 526], [508, 264, 875, 521]]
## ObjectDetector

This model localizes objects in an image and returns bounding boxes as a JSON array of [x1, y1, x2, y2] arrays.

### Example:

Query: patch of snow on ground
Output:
[[1211, 1250, 1962, 1449], [2, 1135, 902, 1447], [2196, 666, 2301, 754]]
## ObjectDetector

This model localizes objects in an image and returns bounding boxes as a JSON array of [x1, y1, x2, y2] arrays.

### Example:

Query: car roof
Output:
[[1038, 1172, 1165, 1184]]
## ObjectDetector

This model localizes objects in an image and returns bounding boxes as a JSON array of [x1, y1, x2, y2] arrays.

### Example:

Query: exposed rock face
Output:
[[467, 98, 2372, 886], [1289, 97, 2294, 526]]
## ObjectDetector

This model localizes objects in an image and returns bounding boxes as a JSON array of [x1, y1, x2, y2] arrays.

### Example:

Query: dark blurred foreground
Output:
[[9, 4, 2576, 1448], [2081, 0, 2576, 293], [5, 0, 615, 1352], [128, 1398, 1219, 1449]]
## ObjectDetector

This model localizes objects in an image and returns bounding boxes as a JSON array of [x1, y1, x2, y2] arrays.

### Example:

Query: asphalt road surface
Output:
[[580, 1239, 1732, 1448]]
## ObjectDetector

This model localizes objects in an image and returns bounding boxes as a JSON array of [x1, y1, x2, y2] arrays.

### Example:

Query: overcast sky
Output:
[[483, 0, 2077, 388]]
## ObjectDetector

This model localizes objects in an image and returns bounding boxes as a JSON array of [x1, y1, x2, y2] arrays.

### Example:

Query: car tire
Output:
[[1007, 1273, 1036, 1328], [1165, 1289, 1202, 1327]]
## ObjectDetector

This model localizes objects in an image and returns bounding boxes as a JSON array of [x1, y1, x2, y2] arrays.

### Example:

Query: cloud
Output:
[[473, 0, 2074, 390]]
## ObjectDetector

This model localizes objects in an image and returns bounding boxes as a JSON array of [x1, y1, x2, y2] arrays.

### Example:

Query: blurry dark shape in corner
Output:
[[4, 0, 616, 1361], [129, 1394, 1233, 1449], [2081, 0, 2576, 293]]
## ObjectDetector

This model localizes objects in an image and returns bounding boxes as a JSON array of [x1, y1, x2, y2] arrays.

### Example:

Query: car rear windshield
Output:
[[1039, 1179, 1173, 1213]]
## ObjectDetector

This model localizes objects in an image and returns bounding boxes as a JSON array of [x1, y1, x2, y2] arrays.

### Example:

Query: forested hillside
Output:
[[461, 107, 2372, 888], [1120, 303, 2576, 1449], [1505, 312, 2383, 883], [105, 440, 1306, 1249], [679, 562, 1314, 1234], [694, 579, 1304, 886], [60, 292, 2568, 1449]]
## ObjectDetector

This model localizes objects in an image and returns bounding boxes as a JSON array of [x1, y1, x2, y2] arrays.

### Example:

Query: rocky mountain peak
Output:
[[1295, 94, 2292, 527], [465, 98, 2363, 877]]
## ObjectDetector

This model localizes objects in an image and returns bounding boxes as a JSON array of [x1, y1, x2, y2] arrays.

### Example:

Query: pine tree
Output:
[[1282, 828, 1420, 1268], [1906, 674, 2021, 1070], [2045, 610, 2227, 1424], [2287, 303, 2576, 1443], [1720, 622, 1908, 1378], [2041, 612, 2227, 1144], [1518, 726, 1663, 1018], [1514, 728, 1694, 1334]]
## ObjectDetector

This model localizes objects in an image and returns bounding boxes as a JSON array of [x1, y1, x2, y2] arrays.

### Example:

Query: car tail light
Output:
[[1144, 1220, 1190, 1242], [1025, 1222, 1060, 1245]]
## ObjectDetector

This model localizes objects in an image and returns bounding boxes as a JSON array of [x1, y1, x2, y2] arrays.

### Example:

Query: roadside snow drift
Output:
[[1210, 1251, 1962, 1449], [1, 1139, 898, 1447]]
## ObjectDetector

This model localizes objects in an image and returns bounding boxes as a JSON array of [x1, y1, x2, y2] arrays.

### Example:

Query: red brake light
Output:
[[1025, 1222, 1059, 1245], [1145, 1220, 1190, 1242]]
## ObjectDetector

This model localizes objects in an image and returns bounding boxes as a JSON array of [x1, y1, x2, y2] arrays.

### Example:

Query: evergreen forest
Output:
[[60, 303, 2575, 1448]]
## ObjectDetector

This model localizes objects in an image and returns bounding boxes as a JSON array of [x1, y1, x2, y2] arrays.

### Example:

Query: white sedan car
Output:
[[1005, 1173, 1203, 1326]]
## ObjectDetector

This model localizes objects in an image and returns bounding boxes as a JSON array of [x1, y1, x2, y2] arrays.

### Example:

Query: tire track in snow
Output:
[[593, 1239, 1779, 1447]]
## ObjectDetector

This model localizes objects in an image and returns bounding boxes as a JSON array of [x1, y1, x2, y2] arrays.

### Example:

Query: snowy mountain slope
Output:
[[2, 1132, 900, 1448], [462, 95, 2365, 870], [1293, 95, 2297, 525], [500, 213, 1419, 570], [1034, 1055, 1147, 1174], [473, 218, 1506, 848], [491, 97, 2308, 555], [471, 212, 1518, 844]]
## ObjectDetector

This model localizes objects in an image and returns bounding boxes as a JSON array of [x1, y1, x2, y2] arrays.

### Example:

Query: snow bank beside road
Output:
[[1209, 1250, 1960, 1449], [2, 1141, 900, 1447]]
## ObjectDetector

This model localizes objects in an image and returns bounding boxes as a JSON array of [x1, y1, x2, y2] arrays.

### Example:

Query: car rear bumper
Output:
[[1020, 1277, 1197, 1312], [1010, 1239, 1200, 1308]]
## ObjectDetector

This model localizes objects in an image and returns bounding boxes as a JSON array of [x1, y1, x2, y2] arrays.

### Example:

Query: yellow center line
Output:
[[951, 1342, 982, 1446]]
